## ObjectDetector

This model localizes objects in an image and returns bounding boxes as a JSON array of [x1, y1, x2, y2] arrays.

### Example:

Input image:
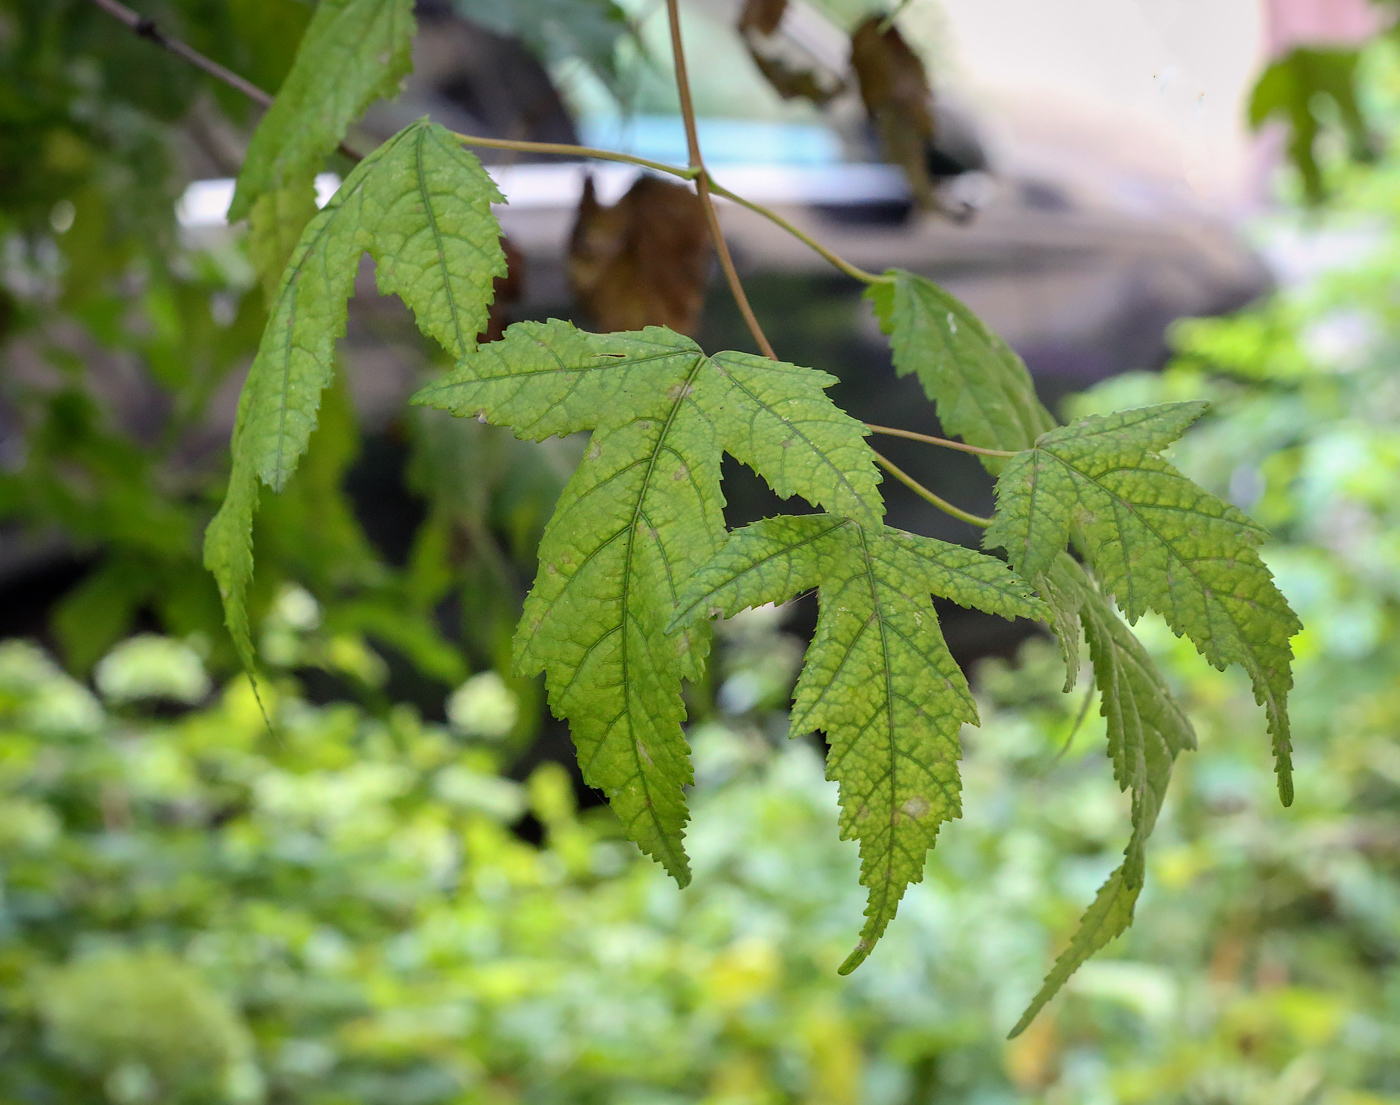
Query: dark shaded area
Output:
[[0, 553, 93, 647], [343, 433, 428, 569]]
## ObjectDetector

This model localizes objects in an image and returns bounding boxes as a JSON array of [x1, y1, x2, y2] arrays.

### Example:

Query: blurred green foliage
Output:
[[0, 0, 569, 712], [1247, 2, 1400, 204], [2, 512, 1399, 1103]]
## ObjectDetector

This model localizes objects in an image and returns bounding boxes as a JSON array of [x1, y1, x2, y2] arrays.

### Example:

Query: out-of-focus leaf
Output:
[[229, 0, 416, 221], [52, 557, 155, 674], [738, 0, 846, 106], [1250, 47, 1373, 204], [325, 599, 467, 686], [38, 950, 252, 1095], [568, 175, 711, 336], [246, 177, 318, 304], [451, 0, 634, 95], [850, 16, 937, 209]]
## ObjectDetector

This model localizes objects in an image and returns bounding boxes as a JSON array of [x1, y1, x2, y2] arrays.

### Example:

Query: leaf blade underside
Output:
[[985, 403, 1300, 803], [867, 269, 1056, 468], [414, 323, 883, 882], [1009, 555, 1196, 1036], [673, 515, 1045, 969]]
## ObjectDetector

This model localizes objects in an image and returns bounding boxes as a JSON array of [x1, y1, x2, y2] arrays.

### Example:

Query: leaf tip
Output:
[[1006, 1010, 1037, 1040], [659, 852, 693, 889], [837, 939, 872, 975]]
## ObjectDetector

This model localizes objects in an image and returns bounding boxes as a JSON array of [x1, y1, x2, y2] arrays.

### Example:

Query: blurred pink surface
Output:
[[1265, 0, 1384, 55]]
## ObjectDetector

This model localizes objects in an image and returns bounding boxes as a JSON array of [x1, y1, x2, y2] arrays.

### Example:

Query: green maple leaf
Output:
[[985, 402, 1300, 802], [229, 0, 416, 223], [413, 322, 883, 882], [867, 269, 1055, 466], [205, 120, 505, 670], [670, 514, 1045, 967], [1009, 554, 1195, 1035]]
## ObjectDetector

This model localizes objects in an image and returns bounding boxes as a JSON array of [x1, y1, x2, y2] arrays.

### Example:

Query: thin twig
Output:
[[664, 0, 778, 360], [451, 133, 880, 288], [871, 450, 991, 528], [450, 132, 700, 180], [866, 423, 1018, 458], [87, 0, 367, 161], [88, 0, 272, 107]]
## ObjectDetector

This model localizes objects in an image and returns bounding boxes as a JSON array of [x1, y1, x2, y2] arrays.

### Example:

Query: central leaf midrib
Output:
[[855, 527, 903, 927], [414, 124, 465, 358], [613, 354, 708, 876]]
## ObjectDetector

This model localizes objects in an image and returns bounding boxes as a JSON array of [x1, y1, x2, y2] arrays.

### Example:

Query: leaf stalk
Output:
[[84, 0, 364, 161], [871, 450, 992, 528], [866, 423, 1018, 458], [448, 132, 702, 181], [664, 0, 778, 360]]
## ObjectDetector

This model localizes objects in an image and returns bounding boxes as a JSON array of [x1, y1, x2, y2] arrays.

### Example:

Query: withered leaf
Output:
[[568, 175, 712, 336], [738, 0, 846, 106], [850, 15, 938, 210], [481, 235, 523, 344], [739, 0, 786, 36]]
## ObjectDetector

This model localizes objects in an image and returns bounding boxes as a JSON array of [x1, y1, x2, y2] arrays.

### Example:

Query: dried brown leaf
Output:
[[738, 0, 786, 36], [481, 235, 523, 344], [850, 15, 937, 209], [738, 0, 846, 105], [568, 175, 711, 336]]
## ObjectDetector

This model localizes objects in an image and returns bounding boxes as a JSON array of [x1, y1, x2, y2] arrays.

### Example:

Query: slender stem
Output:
[[664, 0, 778, 361], [88, 0, 272, 107], [86, 0, 363, 162], [871, 450, 991, 528], [450, 132, 699, 180], [706, 179, 888, 285], [866, 423, 1018, 458], [452, 131, 881, 288]]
